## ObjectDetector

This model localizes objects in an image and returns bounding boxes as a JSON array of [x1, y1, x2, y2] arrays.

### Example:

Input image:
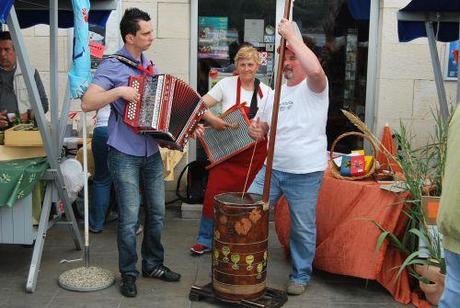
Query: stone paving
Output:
[[0, 206, 407, 307]]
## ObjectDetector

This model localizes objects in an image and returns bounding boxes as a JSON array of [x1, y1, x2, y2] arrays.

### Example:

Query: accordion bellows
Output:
[[199, 104, 257, 169], [124, 74, 207, 150]]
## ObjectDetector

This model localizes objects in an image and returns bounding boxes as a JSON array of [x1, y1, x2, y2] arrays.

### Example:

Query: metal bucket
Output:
[[212, 192, 268, 302]]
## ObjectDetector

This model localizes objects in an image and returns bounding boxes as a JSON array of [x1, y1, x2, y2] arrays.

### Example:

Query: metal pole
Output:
[[364, 0, 380, 135], [457, 17, 460, 106], [262, 0, 292, 205], [82, 112, 89, 267], [58, 84, 71, 152], [8, 7, 82, 251], [425, 21, 449, 120], [188, 0, 198, 163], [50, 0, 60, 155]]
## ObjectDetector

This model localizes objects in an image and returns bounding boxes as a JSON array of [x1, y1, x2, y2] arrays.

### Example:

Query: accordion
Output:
[[124, 74, 207, 150], [198, 104, 257, 169]]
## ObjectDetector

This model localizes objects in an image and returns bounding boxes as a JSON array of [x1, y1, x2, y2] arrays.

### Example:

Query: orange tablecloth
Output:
[[275, 170, 429, 306]]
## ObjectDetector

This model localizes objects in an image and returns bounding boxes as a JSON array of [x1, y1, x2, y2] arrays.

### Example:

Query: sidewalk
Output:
[[0, 206, 407, 307]]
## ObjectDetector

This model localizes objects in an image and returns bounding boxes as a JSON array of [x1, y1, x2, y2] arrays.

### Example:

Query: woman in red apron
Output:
[[190, 46, 272, 255]]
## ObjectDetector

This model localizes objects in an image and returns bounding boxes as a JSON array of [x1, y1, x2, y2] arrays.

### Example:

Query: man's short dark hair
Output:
[[120, 8, 151, 43], [0, 31, 12, 42]]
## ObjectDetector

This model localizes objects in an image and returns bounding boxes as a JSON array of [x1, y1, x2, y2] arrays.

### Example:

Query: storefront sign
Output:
[[198, 16, 230, 60], [445, 41, 458, 80]]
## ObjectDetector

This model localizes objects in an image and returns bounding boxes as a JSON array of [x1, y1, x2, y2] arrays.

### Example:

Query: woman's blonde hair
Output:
[[234, 46, 261, 65]]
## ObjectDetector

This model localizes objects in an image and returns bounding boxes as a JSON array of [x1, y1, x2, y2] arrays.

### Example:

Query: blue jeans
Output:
[[248, 166, 324, 285], [440, 249, 460, 308], [108, 148, 165, 277], [89, 126, 112, 231], [196, 215, 213, 248]]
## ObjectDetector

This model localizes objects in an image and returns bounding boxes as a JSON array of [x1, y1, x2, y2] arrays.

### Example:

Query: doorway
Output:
[[191, 0, 370, 158]]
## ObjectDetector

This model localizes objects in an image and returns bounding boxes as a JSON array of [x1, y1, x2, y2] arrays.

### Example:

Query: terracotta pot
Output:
[[415, 264, 445, 305], [421, 195, 440, 225]]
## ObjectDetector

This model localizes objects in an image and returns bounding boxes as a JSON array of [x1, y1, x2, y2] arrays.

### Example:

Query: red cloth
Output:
[[202, 139, 267, 218], [376, 125, 401, 173], [274, 170, 430, 306]]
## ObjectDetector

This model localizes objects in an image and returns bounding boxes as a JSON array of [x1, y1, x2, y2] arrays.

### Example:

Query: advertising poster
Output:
[[89, 24, 106, 69], [198, 16, 229, 60], [446, 41, 458, 80]]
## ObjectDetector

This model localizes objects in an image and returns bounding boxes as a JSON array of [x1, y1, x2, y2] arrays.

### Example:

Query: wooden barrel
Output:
[[212, 192, 268, 302]]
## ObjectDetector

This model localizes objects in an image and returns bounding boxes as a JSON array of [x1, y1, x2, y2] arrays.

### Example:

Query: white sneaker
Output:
[[286, 281, 307, 295]]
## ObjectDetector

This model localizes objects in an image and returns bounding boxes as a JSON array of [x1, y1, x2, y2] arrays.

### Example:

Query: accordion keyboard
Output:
[[124, 74, 207, 150], [126, 79, 141, 121]]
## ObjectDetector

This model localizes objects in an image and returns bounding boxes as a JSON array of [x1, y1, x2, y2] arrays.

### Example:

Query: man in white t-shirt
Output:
[[248, 18, 329, 296]]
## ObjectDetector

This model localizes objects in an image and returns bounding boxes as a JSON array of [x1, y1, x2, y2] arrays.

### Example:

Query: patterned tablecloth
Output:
[[0, 157, 48, 207]]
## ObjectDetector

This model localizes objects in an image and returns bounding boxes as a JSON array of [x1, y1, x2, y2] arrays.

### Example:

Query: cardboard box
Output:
[[0, 145, 46, 161], [4, 124, 43, 147]]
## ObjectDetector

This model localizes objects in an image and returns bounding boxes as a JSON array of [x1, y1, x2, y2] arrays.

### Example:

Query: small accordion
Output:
[[124, 74, 207, 150], [198, 104, 257, 169]]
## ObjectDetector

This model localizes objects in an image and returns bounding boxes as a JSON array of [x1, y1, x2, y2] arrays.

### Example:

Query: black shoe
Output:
[[89, 226, 103, 234], [120, 275, 137, 297], [142, 264, 181, 282]]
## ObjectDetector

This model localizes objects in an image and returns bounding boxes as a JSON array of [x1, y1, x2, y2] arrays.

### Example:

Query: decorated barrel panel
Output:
[[212, 192, 268, 302]]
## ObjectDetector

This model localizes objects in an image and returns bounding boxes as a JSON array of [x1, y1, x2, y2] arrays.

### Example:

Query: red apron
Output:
[[202, 80, 267, 218]]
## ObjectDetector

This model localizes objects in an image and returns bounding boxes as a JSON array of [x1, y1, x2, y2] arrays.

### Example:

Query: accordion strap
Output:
[[108, 54, 156, 76], [249, 78, 260, 119], [236, 77, 263, 120]]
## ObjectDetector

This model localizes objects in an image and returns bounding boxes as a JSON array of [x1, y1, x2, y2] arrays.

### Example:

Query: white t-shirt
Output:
[[95, 104, 111, 127], [207, 75, 272, 113], [256, 79, 329, 174]]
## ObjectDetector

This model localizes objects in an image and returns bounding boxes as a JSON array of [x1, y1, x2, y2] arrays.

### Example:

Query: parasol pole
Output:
[[262, 0, 293, 207], [57, 0, 114, 292]]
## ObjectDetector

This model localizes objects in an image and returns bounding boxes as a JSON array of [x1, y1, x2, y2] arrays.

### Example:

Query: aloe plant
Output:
[[340, 108, 449, 282], [373, 114, 449, 281]]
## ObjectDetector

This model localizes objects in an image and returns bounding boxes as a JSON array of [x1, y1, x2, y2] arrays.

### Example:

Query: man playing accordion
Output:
[[82, 8, 181, 298]]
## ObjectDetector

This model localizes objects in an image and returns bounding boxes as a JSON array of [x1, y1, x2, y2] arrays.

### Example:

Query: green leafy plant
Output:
[[341, 109, 448, 283]]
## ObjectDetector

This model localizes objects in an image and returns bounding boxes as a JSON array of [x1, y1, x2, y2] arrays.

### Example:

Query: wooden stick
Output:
[[262, 0, 292, 205]]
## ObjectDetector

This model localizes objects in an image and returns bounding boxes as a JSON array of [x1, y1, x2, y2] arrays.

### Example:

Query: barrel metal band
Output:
[[213, 269, 267, 277], [215, 238, 268, 246], [213, 279, 265, 295]]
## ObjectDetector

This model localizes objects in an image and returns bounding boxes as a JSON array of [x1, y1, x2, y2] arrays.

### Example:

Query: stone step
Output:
[[180, 202, 203, 219]]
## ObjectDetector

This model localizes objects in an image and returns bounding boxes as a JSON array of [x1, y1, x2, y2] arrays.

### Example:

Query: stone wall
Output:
[[377, 0, 457, 147]]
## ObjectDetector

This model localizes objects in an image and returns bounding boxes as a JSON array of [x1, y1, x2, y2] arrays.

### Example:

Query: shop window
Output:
[[293, 0, 369, 153]]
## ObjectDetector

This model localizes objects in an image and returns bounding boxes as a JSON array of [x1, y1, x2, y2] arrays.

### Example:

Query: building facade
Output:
[[21, 0, 458, 149]]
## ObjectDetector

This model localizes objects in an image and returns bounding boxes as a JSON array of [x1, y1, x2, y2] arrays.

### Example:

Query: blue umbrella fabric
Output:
[[0, 0, 14, 23], [68, 0, 92, 99], [398, 0, 460, 42]]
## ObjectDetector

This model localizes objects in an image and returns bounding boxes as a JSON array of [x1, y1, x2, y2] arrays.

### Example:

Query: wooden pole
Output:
[[262, 0, 293, 205]]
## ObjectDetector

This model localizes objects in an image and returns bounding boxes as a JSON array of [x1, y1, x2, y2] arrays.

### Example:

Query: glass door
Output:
[[193, 0, 277, 160], [196, 0, 277, 97], [292, 0, 370, 152]]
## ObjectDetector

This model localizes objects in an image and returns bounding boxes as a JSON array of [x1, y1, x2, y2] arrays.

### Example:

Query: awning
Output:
[[347, 0, 370, 21], [0, 0, 13, 23], [397, 0, 460, 120], [398, 0, 460, 42], [0, 0, 117, 27]]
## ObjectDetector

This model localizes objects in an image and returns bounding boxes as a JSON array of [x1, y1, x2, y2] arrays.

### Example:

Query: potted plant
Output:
[[419, 110, 449, 226], [341, 109, 448, 305]]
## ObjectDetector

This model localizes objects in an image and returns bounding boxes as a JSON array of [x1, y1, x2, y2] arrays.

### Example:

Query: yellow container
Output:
[[4, 124, 43, 147]]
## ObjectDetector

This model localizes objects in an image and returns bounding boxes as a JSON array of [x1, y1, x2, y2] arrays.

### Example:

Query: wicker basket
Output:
[[329, 131, 377, 180]]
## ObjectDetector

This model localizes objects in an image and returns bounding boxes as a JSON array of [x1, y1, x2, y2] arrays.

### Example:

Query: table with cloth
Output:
[[0, 157, 48, 244], [0, 157, 48, 207], [275, 170, 429, 306]]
